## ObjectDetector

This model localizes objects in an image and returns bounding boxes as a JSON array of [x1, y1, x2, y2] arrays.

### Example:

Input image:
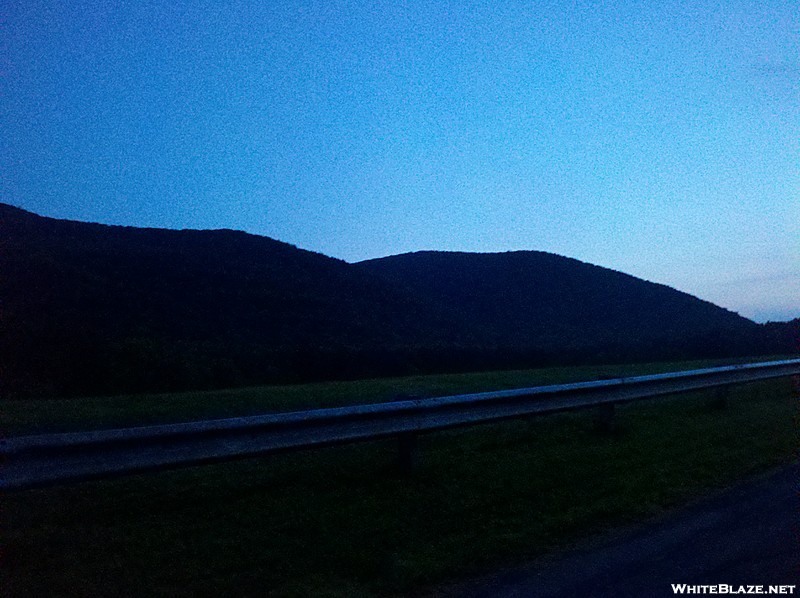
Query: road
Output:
[[431, 463, 799, 598]]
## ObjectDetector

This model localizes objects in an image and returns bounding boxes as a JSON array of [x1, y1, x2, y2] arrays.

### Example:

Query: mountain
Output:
[[1, 203, 791, 397], [356, 251, 762, 359], [760, 319, 800, 355], [0, 203, 462, 396]]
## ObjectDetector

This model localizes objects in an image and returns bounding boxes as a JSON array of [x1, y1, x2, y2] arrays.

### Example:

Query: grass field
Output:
[[3, 359, 798, 597], [1, 357, 779, 435]]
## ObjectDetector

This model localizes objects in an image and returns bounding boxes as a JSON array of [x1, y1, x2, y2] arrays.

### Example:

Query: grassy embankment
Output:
[[3, 358, 797, 597]]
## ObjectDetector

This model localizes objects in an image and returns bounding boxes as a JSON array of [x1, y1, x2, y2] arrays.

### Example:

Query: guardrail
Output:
[[3, 359, 799, 490]]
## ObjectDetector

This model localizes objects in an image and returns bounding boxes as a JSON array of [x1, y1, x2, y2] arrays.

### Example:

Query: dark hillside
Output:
[[1, 204, 790, 398], [760, 319, 800, 354], [0, 204, 460, 396], [357, 251, 763, 361]]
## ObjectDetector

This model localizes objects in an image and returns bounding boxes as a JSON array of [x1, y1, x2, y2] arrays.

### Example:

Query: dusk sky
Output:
[[3, 1, 798, 322]]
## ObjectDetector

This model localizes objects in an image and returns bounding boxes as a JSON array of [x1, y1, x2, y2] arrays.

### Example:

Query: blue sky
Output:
[[3, 1, 798, 322]]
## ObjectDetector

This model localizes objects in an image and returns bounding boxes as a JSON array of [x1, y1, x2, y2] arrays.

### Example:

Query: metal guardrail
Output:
[[3, 359, 799, 490]]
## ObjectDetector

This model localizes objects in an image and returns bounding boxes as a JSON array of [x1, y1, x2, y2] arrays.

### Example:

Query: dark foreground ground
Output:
[[430, 462, 799, 598], [4, 374, 795, 597]]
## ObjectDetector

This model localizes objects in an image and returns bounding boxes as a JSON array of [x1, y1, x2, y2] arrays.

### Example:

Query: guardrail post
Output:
[[397, 432, 418, 474], [390, 394, 420, 474], [593, 402, 616, 434], [707, 385, 730, 410]]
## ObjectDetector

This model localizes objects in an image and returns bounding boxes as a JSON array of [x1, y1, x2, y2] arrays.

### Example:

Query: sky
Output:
[[2, 1, 798, 322]]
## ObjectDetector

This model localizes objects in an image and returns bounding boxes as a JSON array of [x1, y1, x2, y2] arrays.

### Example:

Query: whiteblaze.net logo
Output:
[[672, 585, 796, 595]]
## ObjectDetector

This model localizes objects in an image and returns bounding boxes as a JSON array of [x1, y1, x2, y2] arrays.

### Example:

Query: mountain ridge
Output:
[[356, 250, 756, 351], [1, 202, 794, 397]]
